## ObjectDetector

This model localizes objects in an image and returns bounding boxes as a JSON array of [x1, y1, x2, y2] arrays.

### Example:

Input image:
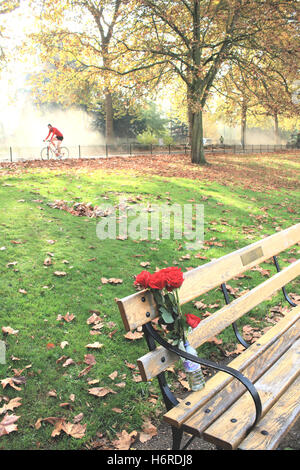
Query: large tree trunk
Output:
[[241, 101, 247, 149], [274, 113, 279, 144], [190, 110, 207, 164], [105, 90, 114, 144]]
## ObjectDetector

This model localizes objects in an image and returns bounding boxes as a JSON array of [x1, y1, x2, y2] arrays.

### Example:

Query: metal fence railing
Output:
[[0, 143, 298, 162]]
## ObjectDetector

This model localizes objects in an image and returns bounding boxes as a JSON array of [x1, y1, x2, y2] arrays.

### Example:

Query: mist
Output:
[[216, 122, 287, 145], [0, 98, 104, 147]]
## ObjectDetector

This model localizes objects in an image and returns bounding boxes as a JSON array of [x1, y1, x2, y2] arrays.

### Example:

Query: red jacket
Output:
[[45, 127, 63, 140]]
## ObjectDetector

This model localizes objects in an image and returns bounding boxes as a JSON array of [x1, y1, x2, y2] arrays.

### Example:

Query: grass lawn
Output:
[[0, 152, 299, 450]]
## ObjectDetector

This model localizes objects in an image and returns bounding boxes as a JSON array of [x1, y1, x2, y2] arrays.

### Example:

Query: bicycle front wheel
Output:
[[60, 147, 69, 158], [41, 147, 53, 160]]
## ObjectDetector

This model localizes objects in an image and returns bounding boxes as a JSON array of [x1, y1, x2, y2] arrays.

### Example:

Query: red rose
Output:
[[134, 270, 151, 289], [185, 313, 201, 329], [148, 270, 167, 290], [162, 267, 184, 291]]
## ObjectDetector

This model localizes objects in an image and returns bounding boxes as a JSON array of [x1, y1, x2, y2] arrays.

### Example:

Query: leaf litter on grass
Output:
[[0, 152, 299, 450]]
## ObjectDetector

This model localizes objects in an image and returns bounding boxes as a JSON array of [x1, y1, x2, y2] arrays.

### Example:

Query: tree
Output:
[[27, 0, 299, 163], [0, 0, 21, 63], [29, 0, 126, 143], [113, 0, 299, 164]]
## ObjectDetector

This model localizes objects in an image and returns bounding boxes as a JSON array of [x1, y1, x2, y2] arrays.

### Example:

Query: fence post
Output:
[[10, 147, 12, 162], [106, 144, 108, 157], [150, 144, 152, 155], [78, 145, 81, 158], [129, 143, 131, 155]]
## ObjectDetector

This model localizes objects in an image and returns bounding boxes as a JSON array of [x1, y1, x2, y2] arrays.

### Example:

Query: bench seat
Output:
[[163, 306, 300, 449], [116, 224, 300, 450]]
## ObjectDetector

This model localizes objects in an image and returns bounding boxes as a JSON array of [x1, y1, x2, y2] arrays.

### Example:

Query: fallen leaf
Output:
[[88, 387, 116, 397], [0, 397, 22, 415], [0, 414, 20, 437], [78, 365, 93, 378], [112, 408, 123, 414], [85, 342, 104, 349], [87, 313, 101, 324], [1, 377, 26, 391], [109, 371, 118, 380], [62, 358, 75, 368], [84, 354, 96, 365], [54, 271, 67, 277], [124, 331, 144, 341], [2, 326, 19, 335], [112, 430, 137, 450], [43, 257, 52, 266], [139, 419, 157, 443], [73, 413, 84, 424]]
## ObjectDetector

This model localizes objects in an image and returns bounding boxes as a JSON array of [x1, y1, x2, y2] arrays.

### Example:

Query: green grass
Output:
[[0, 156, 299, 450]]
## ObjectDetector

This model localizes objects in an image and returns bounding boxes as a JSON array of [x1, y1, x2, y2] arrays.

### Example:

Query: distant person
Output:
[[219, 135, 224, 145], [44, 124, 64, 156]]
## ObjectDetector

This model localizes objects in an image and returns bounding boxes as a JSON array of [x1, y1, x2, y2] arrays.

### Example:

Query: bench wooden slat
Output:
[[178, 223, 300, 306], [182, 312, 300, 436], [202, 338, 300, 449], [137, 261, 300, 381], [117, 224, 300, 331], [164, 306, 300, 428], [238, 375, 300, 450]]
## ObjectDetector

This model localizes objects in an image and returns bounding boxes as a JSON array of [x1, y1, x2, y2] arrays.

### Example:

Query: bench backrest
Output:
[[116, 224, 300, 381]]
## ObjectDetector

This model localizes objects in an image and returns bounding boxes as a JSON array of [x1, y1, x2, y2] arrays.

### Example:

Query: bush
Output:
[[136, 130, 158, 145]]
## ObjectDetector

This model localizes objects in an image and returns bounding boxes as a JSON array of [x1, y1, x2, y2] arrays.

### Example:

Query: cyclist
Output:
[[44, 124, 64, 157]]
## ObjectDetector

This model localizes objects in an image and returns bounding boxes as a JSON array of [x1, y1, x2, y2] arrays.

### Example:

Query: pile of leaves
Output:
[[47, 200, 113, 218]]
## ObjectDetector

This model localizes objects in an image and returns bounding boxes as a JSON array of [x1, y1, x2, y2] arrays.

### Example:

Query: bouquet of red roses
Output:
[[134, 267, 201, 345]]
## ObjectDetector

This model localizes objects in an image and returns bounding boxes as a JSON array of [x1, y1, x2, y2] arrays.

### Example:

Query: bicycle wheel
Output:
[[41, 147, 54, 160], [59, 147, 69, 158]]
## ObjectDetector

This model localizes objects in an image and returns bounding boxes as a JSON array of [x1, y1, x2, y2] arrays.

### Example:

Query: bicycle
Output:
[[41, 140, 70, 160]]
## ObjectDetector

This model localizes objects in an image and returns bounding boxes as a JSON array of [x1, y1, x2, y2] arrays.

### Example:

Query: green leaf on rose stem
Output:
[[165, 293, 178, 314], [153, 289, 165, 306], [159, 306, 175, 324]]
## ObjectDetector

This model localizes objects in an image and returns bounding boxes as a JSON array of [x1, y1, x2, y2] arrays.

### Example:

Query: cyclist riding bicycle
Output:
[[44, 124, 64, 157]]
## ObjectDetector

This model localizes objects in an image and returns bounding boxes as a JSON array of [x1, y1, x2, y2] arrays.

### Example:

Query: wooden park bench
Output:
[[116, 224, 300, 450]]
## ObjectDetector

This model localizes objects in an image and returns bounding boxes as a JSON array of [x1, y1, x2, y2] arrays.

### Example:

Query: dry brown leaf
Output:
[[0, 414, 20, 436], [1, 377, 25, 391], [112, 408, 123, 414], [73, 413, 84, 424], [85, 342, 104, 349], [87, 313, 101, 324], [109, 371, 118, 380], [115, 382, 126, 388], [0, 397, 22, 415], [88, 387, 116, 397], [62, 358, 75, 368], [78, 365, 93, 378], [2, 326, 19, 335], [43, 257, 52, 266], [101, 277, 123, 285], [54, 271, 67, 277], [124, 331, 144, 341], [139, 419, 157, 443], [84, 354, 96, 365], [132, 374, 142, 383], [112, 430, 137, 450], [35, 416, 86, 439], [64, 312, 75, 322]]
